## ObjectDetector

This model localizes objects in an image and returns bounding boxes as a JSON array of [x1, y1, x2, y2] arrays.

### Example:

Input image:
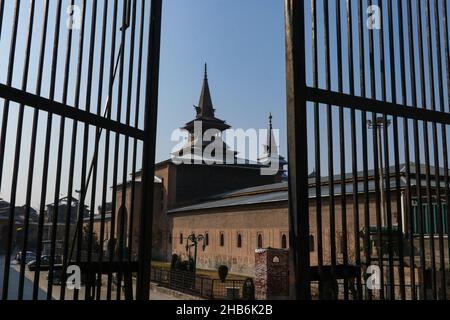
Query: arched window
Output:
[[205, 233, 209, 246], [257, 234, 263, 249], [180, 233, 183, 245], [237, 234, 242, 248], [281, 234, 287, 249], [220, 233, 225, 247]]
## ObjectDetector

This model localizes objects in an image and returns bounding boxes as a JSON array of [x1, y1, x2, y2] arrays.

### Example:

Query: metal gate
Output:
[[286, 0, 450, 300], [0, 0, 161, 300]]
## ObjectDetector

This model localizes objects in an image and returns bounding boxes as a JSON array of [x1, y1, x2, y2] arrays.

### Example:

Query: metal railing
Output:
[[150, 268, 246, 300]]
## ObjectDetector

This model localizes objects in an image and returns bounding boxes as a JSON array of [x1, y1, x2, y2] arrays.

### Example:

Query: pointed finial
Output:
[[204, 63, 208, 80], [269, 113, 273, 129]]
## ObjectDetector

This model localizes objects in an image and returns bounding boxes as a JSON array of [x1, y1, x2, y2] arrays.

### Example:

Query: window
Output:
[[180, 233, 183, 245], [257, 234, 263, 248], [237, 234, 242, 248], [281, 234, 287, 249], [205, 233, 209, 246], [337, 232, 345, 254], [309, 235, 315, 252], [220, 232, 225, 247], [412, 202, 449, 236]]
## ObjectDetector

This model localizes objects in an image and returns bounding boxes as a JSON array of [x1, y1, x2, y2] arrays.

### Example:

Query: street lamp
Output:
[[185, 233, 206, 278], [368, 116, 392, 228]]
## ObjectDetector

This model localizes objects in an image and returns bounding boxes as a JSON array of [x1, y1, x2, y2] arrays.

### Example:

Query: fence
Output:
[[150, 268, 246, 300]]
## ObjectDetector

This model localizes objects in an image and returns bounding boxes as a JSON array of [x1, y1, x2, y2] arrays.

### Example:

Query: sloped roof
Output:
[[168, 163, 449, 214]]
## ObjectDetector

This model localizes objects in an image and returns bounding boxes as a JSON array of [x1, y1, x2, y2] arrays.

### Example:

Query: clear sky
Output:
[[156, 0, 287, 163]]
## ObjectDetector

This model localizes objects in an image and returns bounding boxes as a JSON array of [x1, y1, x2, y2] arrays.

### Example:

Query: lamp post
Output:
[[185, 233, 206, 278], [368, 116, 392, 228]]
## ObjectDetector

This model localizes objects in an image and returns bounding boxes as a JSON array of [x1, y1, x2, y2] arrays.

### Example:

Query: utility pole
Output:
[[368, 116, 392, 228]]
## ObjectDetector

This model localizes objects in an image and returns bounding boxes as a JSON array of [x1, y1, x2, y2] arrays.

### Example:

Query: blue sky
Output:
[[157, 0, 287, 163]]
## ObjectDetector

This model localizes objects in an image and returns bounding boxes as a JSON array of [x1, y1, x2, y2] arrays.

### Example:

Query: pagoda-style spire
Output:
[[195, 63, 215, 119], [259, 113, 288, 169], [267, 113, 273, 156]]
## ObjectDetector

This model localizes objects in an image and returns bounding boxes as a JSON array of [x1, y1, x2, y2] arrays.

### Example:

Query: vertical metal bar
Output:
[[368, 0, 385, 300], [407, 0, 427, 300], [17, 0, 50, 301], [378, 0, 395, 300], [0, 0, 21, 207], [47, 0, 76, 300], [32, 0, 63, 300], [335, 0, 349, 300], [311, 0, 323, 300], [346, 0, 362, 300], [117, 0, 136, 300], [431, 0, 447, 300], [128, 0, 146, 265], [107, 0, 129, 301], [105, 0, 119, 300], [95, 0, 111, 300], [72, 0, 98, 301], [60, 0, 87, 301], [73, 0, 92, 296], [0, 0, 4, 41], [88, 0, 110, 301], [284, 0, 311, 300], [136, 0, 163, 301], [441, 0, 450, 301], [358, 0, 372, 301], [323, 0, 337, 300], [397, 0, 416, 300], [387, 0, 406, 300], [418, 0, 437, 300], [2, 0, 33, 301], [122, 0, 138, 277]]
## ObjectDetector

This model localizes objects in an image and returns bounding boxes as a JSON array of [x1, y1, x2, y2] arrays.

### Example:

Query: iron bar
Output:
[[407, 0, 427, 300], [2, 0, 32, 301], [94, 0, 111, 300], [17, 0, 50, 300], [0, 0, 21, 213], [323, 0, 337, 300], [346, 0, 362, 300], [426, 0, 446, 300], [417, 0, 437, 299], [442, 0, 450, 302], [311, 0, 324, 301], [397, 0, 416, 300], [136, 0, 163, 301], [358, 0, 372, 301], [32, 0, 63, 301], [47, 0, 76, 299], [0, 85, 144, 140]]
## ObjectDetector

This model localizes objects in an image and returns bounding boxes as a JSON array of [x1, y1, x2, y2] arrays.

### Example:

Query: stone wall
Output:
[[255, 248, 290, 300]]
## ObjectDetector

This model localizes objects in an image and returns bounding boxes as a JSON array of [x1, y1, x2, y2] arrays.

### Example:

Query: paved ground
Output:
[[0, 255, 180, 300], [0, 255, 47, 300]]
